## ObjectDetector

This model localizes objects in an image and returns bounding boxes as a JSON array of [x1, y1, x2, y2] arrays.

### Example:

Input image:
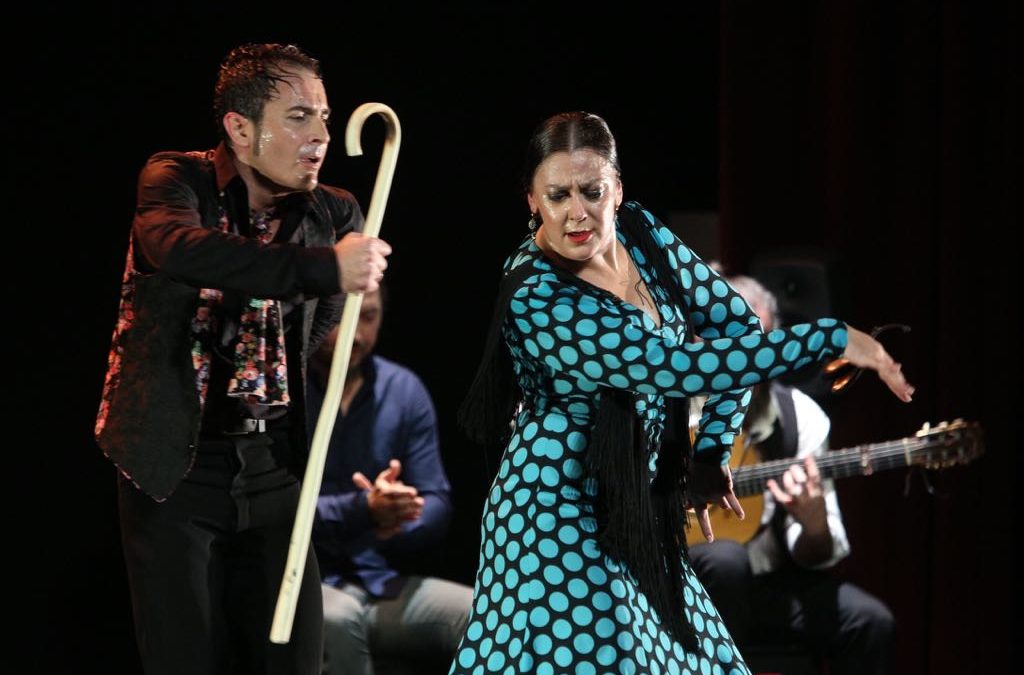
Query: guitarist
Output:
[[687, 274, 895, 675]]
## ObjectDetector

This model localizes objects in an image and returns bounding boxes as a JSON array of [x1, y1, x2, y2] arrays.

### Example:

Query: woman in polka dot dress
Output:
[[452, 112, 914, 675]]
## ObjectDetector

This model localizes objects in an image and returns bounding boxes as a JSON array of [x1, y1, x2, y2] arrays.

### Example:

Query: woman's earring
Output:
[[528, 212, 540, 232]]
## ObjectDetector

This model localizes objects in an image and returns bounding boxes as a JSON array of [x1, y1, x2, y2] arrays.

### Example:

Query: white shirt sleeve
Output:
[[782, 388, 850, 569], [748, 387, 851, 574]]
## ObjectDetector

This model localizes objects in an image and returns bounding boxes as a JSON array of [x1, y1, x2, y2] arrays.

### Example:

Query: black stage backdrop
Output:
[[15, 3, 1013, 673]]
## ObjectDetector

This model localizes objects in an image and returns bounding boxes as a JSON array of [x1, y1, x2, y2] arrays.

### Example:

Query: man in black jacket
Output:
[[95, 43, 390, 675]]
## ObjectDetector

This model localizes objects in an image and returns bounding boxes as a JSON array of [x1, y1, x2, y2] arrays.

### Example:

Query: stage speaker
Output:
[[750, 249, 834, 402]]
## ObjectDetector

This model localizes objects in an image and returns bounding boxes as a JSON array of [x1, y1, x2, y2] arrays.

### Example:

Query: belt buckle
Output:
[[223, 418, 266, 435], [243, 418, 266, 434]]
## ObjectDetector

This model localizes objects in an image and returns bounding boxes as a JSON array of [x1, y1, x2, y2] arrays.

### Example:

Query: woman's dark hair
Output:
[[213, 43, 322, 146], [521, 111, 621, 194]]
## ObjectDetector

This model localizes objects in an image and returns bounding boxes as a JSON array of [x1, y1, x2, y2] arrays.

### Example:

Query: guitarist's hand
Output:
[[767, 455, 828, 530], [688, 461, 745, 543]]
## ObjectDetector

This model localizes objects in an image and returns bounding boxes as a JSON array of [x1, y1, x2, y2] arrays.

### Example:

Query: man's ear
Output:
[[223, 112, 253, 150]]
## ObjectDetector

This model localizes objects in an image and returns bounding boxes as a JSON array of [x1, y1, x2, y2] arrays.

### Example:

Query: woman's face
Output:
[[528, 149, 622, 264]]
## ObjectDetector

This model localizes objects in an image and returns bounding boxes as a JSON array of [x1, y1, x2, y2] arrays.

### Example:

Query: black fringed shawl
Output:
[[459, 203, 700, 651]]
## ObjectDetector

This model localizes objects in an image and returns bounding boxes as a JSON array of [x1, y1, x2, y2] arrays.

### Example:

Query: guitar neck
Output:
[[731, 438, 925, 497]]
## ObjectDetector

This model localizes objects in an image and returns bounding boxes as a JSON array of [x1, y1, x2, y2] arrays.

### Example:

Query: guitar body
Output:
[[685, 436, 766, 547]]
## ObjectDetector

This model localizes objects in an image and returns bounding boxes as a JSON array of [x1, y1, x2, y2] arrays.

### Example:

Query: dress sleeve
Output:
[[638, 207, 767, 461], [505, 265, 847, 463]]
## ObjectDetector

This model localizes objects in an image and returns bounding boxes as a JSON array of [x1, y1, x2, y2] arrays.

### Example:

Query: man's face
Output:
[[750, 297, 775, 331], [349, 290, 383, 372], [316, 290, 383, 375], [244, 68, 331, 194]]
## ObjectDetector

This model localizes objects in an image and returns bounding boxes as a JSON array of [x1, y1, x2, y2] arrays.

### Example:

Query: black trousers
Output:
[[689, 540, 895, 675], [118, 431, 323, 675]]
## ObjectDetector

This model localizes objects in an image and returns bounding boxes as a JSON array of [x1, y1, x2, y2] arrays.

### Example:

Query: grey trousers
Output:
[[321, 577, 472, 675]]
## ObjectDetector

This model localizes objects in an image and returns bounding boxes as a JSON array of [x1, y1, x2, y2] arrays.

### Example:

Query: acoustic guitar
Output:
[[684, 419, 984, 546]]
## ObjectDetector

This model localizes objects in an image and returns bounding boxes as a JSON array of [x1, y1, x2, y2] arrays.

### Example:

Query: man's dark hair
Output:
[[213, 43, 322, 146]]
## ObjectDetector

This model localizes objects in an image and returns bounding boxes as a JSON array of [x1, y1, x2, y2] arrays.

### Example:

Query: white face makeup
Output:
[[239, 68, 330, 201], [528, 149, 622, 267]]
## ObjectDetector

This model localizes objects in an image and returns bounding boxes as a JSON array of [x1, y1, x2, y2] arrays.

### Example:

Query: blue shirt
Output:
[[309, 355, 452, 599]]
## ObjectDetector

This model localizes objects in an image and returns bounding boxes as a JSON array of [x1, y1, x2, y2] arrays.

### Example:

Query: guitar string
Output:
[[733, 435, 974, 492]]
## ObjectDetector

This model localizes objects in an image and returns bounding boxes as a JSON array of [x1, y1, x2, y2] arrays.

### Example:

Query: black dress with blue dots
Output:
[[451, 202, 848, 675]]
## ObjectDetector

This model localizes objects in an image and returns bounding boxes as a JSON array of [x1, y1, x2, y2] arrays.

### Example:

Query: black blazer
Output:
[[96, 145, 363, 500]]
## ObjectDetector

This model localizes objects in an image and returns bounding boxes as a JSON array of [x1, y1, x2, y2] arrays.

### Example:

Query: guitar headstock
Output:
[[913, 419, 985, 469]]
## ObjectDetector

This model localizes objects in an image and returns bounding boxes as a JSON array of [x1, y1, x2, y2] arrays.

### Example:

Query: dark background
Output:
[[18, 2, 1014, 673]]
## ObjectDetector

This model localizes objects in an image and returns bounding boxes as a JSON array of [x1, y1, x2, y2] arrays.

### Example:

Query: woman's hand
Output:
[[843, 325, 915, 402], [687, 461, 745, 543]]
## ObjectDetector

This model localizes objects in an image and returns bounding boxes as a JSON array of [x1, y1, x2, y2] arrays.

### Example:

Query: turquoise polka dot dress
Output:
[[451, 203, 847, 674]]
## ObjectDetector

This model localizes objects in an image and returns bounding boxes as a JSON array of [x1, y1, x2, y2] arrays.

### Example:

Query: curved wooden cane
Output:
[[271, 103, 401, 643]]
